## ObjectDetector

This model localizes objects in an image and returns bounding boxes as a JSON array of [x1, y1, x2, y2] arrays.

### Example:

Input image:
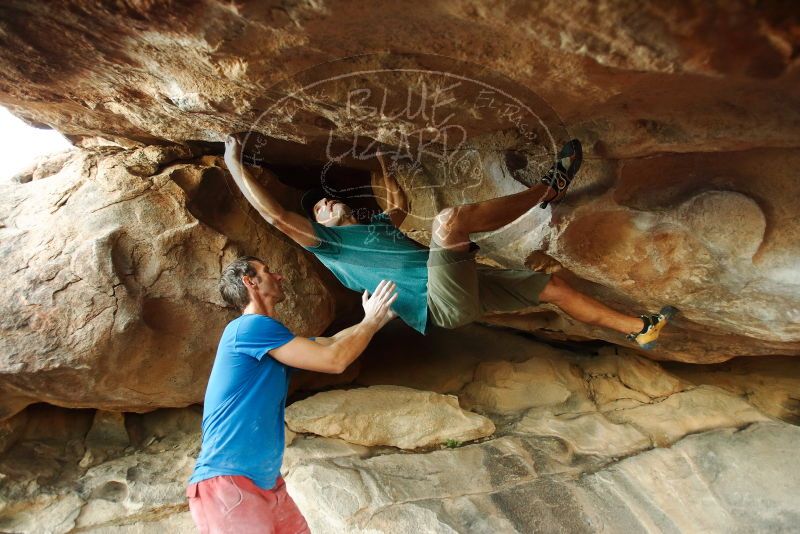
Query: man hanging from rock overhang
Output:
[[222, 134, 676, 349]]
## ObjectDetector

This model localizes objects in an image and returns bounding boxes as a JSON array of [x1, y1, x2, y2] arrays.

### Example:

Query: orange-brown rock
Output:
[[0, 146, 337, 419], [0, 0, 798, 367], [0, 1, 797, 150]]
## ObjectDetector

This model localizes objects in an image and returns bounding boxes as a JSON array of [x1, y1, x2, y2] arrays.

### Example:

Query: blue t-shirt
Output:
[[305, 213, 430, 334], [189, 314, 295, 490]]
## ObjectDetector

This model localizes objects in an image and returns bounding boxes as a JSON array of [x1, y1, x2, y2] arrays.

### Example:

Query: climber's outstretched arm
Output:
[[223, 135, 319, 248], [372, 152, 408, 227]]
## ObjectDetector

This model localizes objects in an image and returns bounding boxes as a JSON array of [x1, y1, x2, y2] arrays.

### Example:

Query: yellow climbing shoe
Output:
[[628, 306, 679, 350]]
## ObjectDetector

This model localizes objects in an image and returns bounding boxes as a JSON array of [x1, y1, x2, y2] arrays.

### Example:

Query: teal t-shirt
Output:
[[305, 213, 430, 333]]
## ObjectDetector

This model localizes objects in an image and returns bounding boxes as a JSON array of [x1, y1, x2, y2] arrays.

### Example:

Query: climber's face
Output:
[[244, 260, 285, 304], [313, 197, 352, 227]]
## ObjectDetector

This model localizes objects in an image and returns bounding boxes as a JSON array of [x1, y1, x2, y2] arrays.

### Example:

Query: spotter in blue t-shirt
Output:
[[189, 313, 295, 490]]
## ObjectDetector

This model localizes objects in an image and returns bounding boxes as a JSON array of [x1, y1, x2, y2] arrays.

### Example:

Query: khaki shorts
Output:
[[427, 244, 551, 329]]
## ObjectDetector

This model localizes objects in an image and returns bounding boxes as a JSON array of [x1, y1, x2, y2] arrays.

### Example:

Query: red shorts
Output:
[[187, 475, 310, 534]]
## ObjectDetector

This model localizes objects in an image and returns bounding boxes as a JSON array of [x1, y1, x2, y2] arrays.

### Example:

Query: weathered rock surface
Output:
[[603, 386, 769, 447], [0, 146, 337, 418], [287, 423, 800, 533], [419, 143, 800, 363], [355, 322, 497, 394], [460, 351, 587, 414], [514, 411, 651, 459], [1, 1, 797, 148], [666, 356, 800, 424], [282, 335, 799, 533], [2, 338, 799, 533], [0, 1, 798, 362], [355, 321, 579, 395], [581, 423, 800, 533], [1, 2, 799, 532], [0, 406, 199, 533], [285, 385, 495, 449]]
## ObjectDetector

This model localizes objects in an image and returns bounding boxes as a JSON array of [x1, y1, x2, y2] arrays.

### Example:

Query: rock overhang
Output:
[[1, 1, 800, 419]]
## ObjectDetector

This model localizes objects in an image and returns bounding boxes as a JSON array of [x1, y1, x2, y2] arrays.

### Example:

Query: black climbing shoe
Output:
[[539, 139, 582, 208], [627, 306, 679, 350]]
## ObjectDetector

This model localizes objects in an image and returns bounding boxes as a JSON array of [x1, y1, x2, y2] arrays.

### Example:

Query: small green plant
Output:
[[444, 439, 463, 449]]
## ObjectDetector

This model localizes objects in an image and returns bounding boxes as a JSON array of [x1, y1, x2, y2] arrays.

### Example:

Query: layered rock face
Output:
[[2, 0, 798, 362], [0, 147, 337, 418], [1, 1, 799, 533], [1, 1, 798, 145], [2, 326, 799, 533], [286, 385, 496, 449]]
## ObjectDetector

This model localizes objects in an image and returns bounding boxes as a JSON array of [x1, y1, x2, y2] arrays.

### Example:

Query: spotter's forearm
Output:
[[312, 319, 379, 373]]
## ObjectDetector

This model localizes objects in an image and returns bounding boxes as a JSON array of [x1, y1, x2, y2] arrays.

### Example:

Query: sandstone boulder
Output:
[[0, 146, 336, 419], [460, 351, 589, 414], [355, 322, 485, 394], [580, 347, 690, 410], [580, 423, 800, 533], [0, 2, 796, 149], [426, 145, 800, 363], [355, 322, 561, 394], [1, 2, 799, 532], [665, 356, 800, 424], [0, 406, 198, 533], [0, 1, 798, 363], [514, 411, 651, 459], [281, 436, 370, 474], [588, 376, 652, 411], [285, 385, 495, 449], [605, 348, 685, 398], [604, 386, 769, 447], [286, 422, 800, 533], [2, 344, 798, 533]]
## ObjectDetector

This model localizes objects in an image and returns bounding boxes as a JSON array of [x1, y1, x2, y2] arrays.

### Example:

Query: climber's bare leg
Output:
[[431, 138, 582, 252], [431, 184, 551, 251], [538, 275, 644, 334], [429, 199, 645, 333]]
